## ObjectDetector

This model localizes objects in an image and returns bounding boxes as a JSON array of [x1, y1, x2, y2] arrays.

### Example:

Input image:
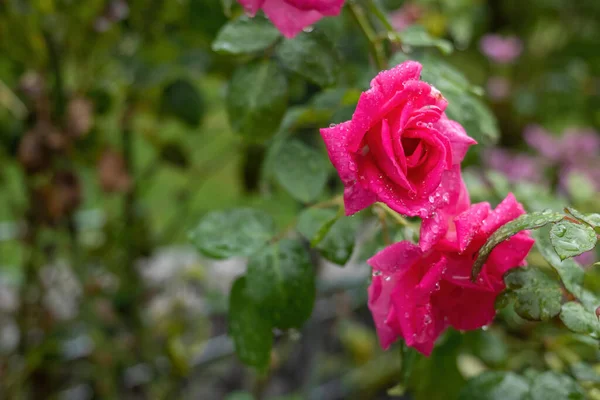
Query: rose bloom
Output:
[[368, 194, 534, 355], [238, 0, 344, 38], [320, 61, 476, 217]]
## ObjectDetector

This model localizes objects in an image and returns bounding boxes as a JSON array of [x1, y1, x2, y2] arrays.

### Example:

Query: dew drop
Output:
[[554, 224, 567, 237]]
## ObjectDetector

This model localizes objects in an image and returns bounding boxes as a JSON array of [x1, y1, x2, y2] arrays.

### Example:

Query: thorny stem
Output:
[[348, 1, 387, 71]]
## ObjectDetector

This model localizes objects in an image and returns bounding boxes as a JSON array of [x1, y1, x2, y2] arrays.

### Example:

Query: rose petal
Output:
[[262, 0, 323, 38], [367, 241, 422, 275], [366, 119, 413, 191], [434, 282, 497, 330], [320, 121, 356, 185], [454, 202, 491, 253], [481, 193, 525, 235], [349, 62, 423, 147], [487, 233, 535, 276], [284, 0, 344, 15], [368, 275, 399, 349], [343, 181, 376, 216], [434, 114, 477, 165], [237, 0, 265, 15]]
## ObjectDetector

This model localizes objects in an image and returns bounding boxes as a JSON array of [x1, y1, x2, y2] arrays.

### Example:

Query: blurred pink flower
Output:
[[368, 194, 534, 355], [390, 3, 422, 32], [486, 76, 511, 100], [238, 0, 345, 38], [484, 148, 546, 184], [525, 124, 600, 191], [479, 34, 523, 64]]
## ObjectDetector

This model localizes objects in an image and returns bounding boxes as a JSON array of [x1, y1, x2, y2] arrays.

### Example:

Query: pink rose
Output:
[[320, 61, 476, 217], [238, 0, 344, 38], [368, 193, 534, 355]]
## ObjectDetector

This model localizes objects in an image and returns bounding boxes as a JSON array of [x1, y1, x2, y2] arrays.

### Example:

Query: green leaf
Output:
[[245, 239, 316, 329], [419, 54, 482, 96], [212, 16, 281, 55], [560, 301, 600, 338], [297, 208, 339, 246], [298, 209, 359, 265], [497, 267, 562, 321], [458, 372, 529, 400], [550, 220, 597, 261], [227, 60, 288, 143], [276, 31, 341, 87], [571, 362, 600, 383], [410, 331, 465, 400], [317, 215, 360, 265], [160, 79, 205, 127], [189, 208, 275, 259], [399, 25, 453, 54], [272, 140, 329, 203], [529, 371, 585, 400], [445, 91, 499, 146], [228, 277, 273, 371], [472, 210, 565, 280], [533, 227, 593, 308], [566, 207, 600, 230]]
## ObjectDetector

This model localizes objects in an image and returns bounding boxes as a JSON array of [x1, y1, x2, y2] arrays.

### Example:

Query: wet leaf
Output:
[[566, 207, 600, 230], [560, 301, 600, 338], [227, 60, 288, 143], [245, 239, 316, 329], [228, 277, 273, 371], [459, 371, 529, 400], [399, 25, 453, 54], [550, 220, 597, 260], [189, 208, 275, 259], [497, 267, 562, 321], [272, 140, 329, 203], [276, 30, 341, 87], [297, 208, 339, 246], [529, 371, 585, 400], [472, 210, 564, 280], [212, 15, 280, 55]]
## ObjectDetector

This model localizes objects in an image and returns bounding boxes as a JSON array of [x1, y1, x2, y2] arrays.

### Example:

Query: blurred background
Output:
[[1, 0, 600, 399]]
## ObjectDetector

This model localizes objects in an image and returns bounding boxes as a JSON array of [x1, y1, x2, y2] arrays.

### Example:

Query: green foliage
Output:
[[297, 208, 359, 265], [228, 277, 273, 371], [399, 26, 453, 55], [226, 60, 288, 142], [472, 210, 564, 279], [550, 220, 597, 261], [297, 207, 339, 246], [496, 267, 562, 321], [160, 79, 205, 127], [459, 372, 530, 400], [529, 371, 585, 400], [560, 302, 600, 338], [272, 139, 329, 203], [276, 30, 341, 87], [212, 15, 281, 55], [566, 207, 600, 231], [410, 332, 465, 400], [189, 208, 275, 259], [245, 239, 316, 329]]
